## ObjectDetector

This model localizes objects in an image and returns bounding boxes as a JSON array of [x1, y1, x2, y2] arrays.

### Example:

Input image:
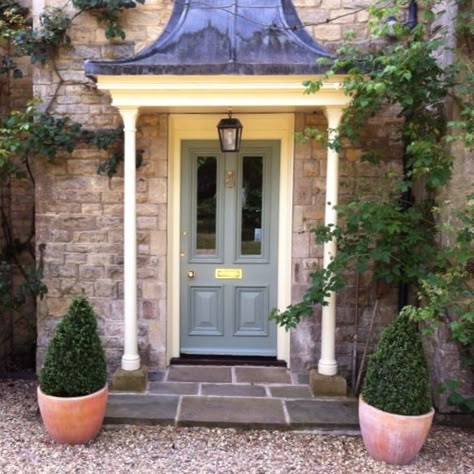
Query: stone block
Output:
[[101, 191, 123, 203], [150, 382, 199, 395], [292, 231, 310, 258], [148, 177, 167, 203], [95, 280, 116, 298], [168, 365, 231, 383], [309, 369, 347, 396], [61, 279, 94, 296], [178, 396, 286, 428], [46, 263, 77, 278], [269, 385, 313, 399], [141, 300, 158, 320], [320, 0, 341, 7], [303, 160, 320, 177], [235, 367, 291, 384], [61, 215, 97, 231], [88, 254, 114, 266], [111, 366, 148, 392], [150, 230, 166, 256], [103, 204, 123, 215], [137, 203, 160, 216], [47, 298, 71, 317], [76, 231, 108, 243], [286, 398, 358, 428], [137, 216, 159, 230], [330, 9, 355, 23], [106, 393, 178, 424], [314, 24, 341, 41], [202, 384, 267, 397], [82, 204, 102, 215], [79, 265, 105, 280], [67, 160, 99, 175]]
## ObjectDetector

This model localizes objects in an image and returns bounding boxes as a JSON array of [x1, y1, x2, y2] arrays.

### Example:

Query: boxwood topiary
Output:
[[39, 296, 107, 397], [361, 310, 432, 416]]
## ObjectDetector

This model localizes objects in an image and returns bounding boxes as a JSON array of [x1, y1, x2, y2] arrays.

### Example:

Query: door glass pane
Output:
[[241, 156, 263, 256], [196, 156, 217, 255]]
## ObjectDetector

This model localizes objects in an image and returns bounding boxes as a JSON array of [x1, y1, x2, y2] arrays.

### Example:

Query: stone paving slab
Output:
[[178, 396, 287, 428], [269, 385, 313, 399], [106, 394, 179, 425], [167, 365, 232, 383], [201, 383, 267, 397], [292, 372, 310, 384], [148, 371, 165, 382], [235, 367, 291, 384], [286, 398, 359, 429], [149, 382, 199, 395]]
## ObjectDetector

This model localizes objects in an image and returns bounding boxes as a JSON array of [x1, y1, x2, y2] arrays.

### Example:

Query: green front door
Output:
[[180, 140, 280, 356]]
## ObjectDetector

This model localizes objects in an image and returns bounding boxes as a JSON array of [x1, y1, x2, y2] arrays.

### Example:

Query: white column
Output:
[[318, 106, 344, 376], [119, 107, 140, 371]]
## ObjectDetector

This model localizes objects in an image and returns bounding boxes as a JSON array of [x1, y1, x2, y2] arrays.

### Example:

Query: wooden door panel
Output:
[[180, 140, 279, 356]]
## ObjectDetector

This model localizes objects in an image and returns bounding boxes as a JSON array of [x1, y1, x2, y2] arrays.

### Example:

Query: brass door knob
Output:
[[187, 270, 195, 279]]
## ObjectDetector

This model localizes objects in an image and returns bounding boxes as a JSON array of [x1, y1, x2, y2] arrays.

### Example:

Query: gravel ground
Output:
[[0, 380, 473, 474]]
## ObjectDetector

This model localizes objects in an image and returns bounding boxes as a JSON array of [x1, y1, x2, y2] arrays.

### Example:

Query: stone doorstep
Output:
[[105, 393, 359, 431], [165, 365, 295, 384], [106, 366, 358, 430]]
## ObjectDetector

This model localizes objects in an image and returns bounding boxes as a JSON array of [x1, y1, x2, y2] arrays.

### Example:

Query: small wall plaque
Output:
[[215, 268, 243, 279]]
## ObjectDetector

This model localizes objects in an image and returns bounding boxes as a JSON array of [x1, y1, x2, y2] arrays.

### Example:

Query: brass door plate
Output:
[[215, 268, 243, 279]]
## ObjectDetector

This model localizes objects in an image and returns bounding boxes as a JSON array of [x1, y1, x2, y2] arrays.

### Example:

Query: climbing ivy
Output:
[[0, 0, 140, 368], [272, 0, 474, 411], [72, 0, 145, 39], [14, 8, 71, 64]]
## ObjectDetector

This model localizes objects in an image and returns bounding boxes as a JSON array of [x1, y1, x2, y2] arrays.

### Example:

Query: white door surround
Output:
[[168, 114, 294, 363]]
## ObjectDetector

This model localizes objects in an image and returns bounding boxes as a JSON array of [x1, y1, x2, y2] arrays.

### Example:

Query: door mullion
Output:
[[223, 153, 238, 266]]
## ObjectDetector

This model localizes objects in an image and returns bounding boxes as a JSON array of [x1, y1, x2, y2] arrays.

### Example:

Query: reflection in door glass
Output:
[[241, 156, 263, 255], [196, 156, 217, 255]]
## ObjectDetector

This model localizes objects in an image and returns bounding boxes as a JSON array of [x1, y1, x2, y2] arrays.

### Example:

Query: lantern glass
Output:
[[217, 117, 243, 152]]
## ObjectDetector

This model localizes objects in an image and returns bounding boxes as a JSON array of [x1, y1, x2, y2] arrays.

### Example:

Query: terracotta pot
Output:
[[38, 385, 108, 445], [359, 396, 434, 465]]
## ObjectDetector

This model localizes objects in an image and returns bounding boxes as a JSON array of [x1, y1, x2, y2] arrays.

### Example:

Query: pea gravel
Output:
[[1, 380, 472, 474]]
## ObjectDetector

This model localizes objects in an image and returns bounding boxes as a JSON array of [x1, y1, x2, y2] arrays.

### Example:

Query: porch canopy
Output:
[[84, 0, 350, 376]]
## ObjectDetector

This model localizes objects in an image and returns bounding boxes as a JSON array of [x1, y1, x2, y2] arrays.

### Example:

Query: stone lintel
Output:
[[309, 369, 347, 396], [111, 365, 148, 392]]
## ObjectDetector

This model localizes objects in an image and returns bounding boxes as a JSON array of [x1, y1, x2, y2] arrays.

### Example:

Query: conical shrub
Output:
[[39, 296, 107, 397], [362, 310, 431, 416]]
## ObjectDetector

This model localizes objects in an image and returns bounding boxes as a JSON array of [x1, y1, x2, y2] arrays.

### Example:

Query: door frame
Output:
[[168, 113, 294, 365]]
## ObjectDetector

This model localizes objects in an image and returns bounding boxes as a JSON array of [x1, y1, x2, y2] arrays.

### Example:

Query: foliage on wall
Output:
[[0, 0, 143, 366], [272, 0, 473, 411]]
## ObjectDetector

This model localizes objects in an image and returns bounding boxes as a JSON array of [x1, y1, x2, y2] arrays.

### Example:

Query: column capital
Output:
[[323, 106, 344, 130], [119, 107, 139, 131]]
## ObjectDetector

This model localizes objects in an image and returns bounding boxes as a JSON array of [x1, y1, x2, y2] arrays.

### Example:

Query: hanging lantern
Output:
[[217, 112, 243, 152]]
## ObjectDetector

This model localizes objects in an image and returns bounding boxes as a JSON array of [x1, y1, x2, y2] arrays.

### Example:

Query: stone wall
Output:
[[296, 0, 371, 51], [35, 113, 169, 373], [31, 0, 399, 377]]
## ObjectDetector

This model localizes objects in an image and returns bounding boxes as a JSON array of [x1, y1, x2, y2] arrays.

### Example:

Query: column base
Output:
[[318, 358, 337, 376], [121, 354, 140, 371], [111, 365, 148, 392], [309, 369, 347, 397]]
